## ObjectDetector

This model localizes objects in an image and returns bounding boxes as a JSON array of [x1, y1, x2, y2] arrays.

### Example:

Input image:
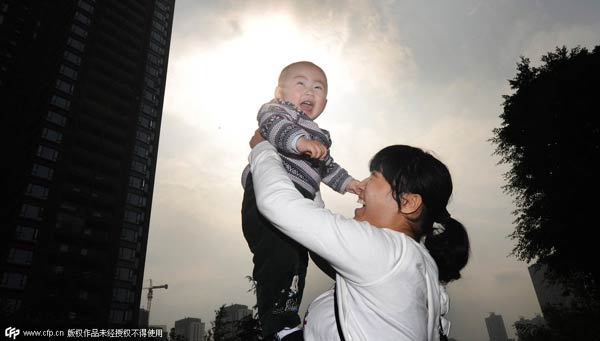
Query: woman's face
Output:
[[354, 171, 399, 225]]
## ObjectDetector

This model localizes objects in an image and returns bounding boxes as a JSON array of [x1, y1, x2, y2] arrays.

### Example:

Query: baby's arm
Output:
[[321, 154, 360, 195], [258, 102, 328, 159], [296, 136, 328, 160], [344, 179, 362, 195]]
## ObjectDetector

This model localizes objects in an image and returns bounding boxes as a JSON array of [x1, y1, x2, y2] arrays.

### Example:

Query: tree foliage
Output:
[[514, 303, 600, 341], [492, 45, 600, 337], [207, 305, 226, 341]]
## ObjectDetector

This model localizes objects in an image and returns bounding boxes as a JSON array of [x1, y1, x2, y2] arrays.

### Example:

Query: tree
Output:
[[235, 314, 263, 341], [207, 305, 226, 341], [492, 45, 600, 338]]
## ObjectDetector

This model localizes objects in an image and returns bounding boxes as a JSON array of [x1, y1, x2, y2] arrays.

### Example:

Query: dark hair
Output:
[[369, 145, 470, 283]]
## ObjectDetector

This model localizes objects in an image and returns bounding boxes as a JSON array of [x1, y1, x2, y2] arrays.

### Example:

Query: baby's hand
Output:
[[345, 179, 362, 195], [296, 137, 328, 160]]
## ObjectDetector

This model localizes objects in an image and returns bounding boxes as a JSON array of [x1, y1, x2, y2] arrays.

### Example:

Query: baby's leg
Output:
[[242, 175, 308, 339]]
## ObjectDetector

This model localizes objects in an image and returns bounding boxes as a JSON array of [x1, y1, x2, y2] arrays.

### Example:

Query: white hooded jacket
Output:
[[250, 141, 450, 341]]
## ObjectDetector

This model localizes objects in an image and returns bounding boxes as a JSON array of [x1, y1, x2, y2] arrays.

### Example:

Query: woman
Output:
[[248, 133, 470, 340]]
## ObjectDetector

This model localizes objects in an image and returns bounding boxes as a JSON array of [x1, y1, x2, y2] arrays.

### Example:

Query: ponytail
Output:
[[424, 216, 470, 284]]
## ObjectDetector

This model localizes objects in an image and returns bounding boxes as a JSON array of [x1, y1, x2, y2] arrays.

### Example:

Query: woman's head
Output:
[[367, 145, 470, 283]]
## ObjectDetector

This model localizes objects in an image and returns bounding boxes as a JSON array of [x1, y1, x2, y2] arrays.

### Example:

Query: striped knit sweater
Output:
[[242, 99, 353, 196]]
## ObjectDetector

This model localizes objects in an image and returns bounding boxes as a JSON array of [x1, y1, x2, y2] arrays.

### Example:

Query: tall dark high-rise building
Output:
[[0, 0, 174, 327], [528, 263, 573, 317]]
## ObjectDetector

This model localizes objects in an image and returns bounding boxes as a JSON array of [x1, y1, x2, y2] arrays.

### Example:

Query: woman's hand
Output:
[[249, 129, 265, 148]]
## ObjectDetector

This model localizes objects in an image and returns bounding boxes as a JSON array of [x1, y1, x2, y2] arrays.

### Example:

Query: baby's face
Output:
[[275, 63, 328, 120]]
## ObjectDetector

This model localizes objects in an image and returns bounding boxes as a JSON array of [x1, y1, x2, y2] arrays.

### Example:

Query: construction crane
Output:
[[143, 279, 168, 324]]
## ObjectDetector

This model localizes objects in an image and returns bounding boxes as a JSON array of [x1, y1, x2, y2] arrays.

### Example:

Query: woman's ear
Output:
[[400, 193, 422, 215]]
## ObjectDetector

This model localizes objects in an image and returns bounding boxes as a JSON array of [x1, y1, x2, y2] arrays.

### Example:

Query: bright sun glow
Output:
[[166, 12, 349, 137]]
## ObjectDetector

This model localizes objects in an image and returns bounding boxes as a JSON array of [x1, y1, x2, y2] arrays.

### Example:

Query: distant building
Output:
[[174, 317, 205, 341], [485, 312, 509, 341], [222, 304, 253, 339], [528, 263, 573, 316], [139, 308, 149, 327], [223, 303, 253, 322]]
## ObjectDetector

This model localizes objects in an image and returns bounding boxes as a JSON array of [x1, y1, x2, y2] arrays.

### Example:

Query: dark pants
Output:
[[242, 174, 314, 338]]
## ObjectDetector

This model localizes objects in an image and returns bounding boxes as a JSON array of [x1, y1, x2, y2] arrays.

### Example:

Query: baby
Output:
[[241, 61, 359, 341]]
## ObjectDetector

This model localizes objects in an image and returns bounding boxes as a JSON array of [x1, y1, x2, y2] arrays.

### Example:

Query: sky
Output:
[[141, 1, 600, 339]]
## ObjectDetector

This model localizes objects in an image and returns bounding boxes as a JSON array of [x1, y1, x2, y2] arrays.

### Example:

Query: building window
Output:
[[115, 267, 136, 282], [153, 11, 166, 22], [150, 31, 166, 45], [118, 247, 136, 261], [123, 209, 143, 224], [147, 53, 163, 67], [70, 24, 88, 38], [77, 0, 95, 13], [112, 287, 134, 303], [136, 130, 152, 143], [128, 176, 145, 190], [47, 111, 67, 127], [144, 90, 158, 104], [55, 79, 74, 95], [138, 116, 155, 129], [126, 192, 146, 207], [59, 244, 69, 252], [50, 95, 71, 110], [0, 298, 21, 315], [131, 160, 146, 174], [74, 11, 91, 26], [20, 204, 44, 221], [63, 50, 82, 66], [42, 127, 63, 143], [1, 272, 28, 290], [56, 212, 85, 228], [67, 37, 85, 52], [121, 228, 137, 242], [109, 309, 131, 324], [156, 2, 169, 12], [146, 65, 160, 77], [59, 64, 78, 80], [80, 248, 88, 256], [25, 183, 49, 199], [31, 163, 54, 179], [7, 248, 33, 265], [141, 103, 156, 116], [133, 145, 148, 158], [37, 145, 59, 161], [149, 42, 164, 55], [60, 202, 78, 212], [15, 225, 38, 242], [152, 20, 165, 32]]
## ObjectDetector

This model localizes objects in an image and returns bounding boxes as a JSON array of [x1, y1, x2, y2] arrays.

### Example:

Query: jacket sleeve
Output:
[[258, 103, 307, 154], [250, 141, 404, 284], [321, 154, 354, 194]]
